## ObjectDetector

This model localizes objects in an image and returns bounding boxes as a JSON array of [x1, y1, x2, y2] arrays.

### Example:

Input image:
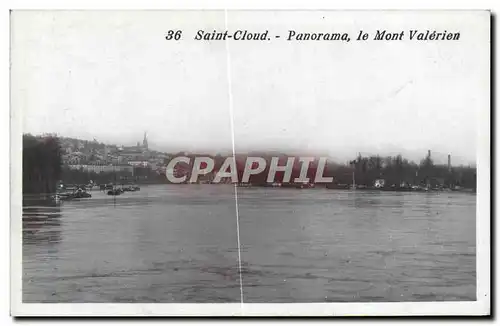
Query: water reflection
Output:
[[23, 204, 62, 245], [237, 188, 476, 302], [22, 186, 476, 303], [23, 186, 242, 303]]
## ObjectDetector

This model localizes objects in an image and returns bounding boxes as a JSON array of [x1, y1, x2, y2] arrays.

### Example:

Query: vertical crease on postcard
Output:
[[224, 9, 244, 307]]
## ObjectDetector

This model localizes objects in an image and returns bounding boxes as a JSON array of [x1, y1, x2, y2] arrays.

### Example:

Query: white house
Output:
[[374, 179, 386, 188]]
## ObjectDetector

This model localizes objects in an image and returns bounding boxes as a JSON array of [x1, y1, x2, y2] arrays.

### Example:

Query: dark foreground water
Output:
[[23, 185, 476, 303]]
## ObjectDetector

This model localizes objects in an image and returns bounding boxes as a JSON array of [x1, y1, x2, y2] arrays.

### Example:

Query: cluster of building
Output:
[[61, 133, 173, 176]]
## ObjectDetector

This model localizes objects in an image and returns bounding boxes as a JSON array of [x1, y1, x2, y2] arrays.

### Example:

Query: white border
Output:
[[10, 302, 490, 317], [9, 7, 491, 317]]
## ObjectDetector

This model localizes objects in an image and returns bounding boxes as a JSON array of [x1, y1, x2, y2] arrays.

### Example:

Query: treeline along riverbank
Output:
[[23, 134, 476, 193], [23, 134, 62, 194], [169, 152, 476, 190]]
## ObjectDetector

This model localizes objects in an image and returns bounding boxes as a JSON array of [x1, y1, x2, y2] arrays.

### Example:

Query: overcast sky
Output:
[[12, 11, 489, 165]]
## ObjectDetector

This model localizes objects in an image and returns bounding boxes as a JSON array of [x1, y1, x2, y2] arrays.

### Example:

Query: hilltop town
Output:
[[22, 133, 477, 193], [59, 132, 172, 176]]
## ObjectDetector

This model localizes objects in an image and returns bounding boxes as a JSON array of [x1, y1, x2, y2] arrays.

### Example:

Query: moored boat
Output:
[[107, 188, 124, 196], [73, 189, 92, 198], [52, 188, 92, 201]]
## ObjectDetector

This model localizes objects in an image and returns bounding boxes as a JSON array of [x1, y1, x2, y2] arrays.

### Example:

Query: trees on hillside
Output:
[[23, 134, 62, 194]]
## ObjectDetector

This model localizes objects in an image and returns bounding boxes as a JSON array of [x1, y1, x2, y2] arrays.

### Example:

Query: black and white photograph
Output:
[[10, 10, 490, 316]]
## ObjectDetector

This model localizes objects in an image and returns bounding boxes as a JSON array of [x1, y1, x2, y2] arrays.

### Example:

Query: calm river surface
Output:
[[23, 185, 476, 302]]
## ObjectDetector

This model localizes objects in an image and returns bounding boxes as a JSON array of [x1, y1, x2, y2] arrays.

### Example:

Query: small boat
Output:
[[100, 184, 114, 191], [295, 183, 314, 189], [57, 193, 74, 199], [73, 189, 92, 198], [107, 189, 123, 196], [123, 185, 140, 191], [52, 188, 91, 201]]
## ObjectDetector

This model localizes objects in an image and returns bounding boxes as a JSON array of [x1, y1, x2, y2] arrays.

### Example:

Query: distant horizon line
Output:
[[24, 132, 477, 167]]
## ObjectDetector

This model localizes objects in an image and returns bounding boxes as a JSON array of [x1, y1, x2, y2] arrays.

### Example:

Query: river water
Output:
[[22, 185, 476, 303]]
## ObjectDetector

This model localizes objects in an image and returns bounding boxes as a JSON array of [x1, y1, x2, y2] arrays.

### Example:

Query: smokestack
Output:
[[428, 150, 431, 159], [448, 154, 451, 172]]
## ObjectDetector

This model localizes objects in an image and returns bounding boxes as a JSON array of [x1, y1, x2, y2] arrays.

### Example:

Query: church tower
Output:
[[143, 132, 148, 150]]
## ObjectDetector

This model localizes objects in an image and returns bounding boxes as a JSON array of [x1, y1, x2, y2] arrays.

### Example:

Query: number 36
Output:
[[165, 30, 182, 40]]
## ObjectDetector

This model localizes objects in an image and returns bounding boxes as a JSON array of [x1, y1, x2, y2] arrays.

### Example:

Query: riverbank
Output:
[[24, 182, 477, 197]]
